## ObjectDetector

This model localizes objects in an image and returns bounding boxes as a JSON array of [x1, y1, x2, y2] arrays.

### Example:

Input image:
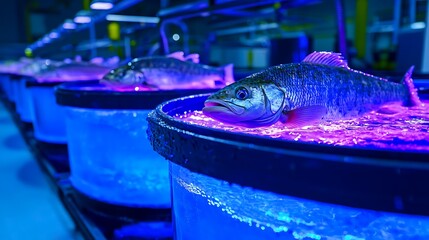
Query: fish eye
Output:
[[235, 86, 249, 100], [135, 71, 144, 82], [119, 69, 128, 77]]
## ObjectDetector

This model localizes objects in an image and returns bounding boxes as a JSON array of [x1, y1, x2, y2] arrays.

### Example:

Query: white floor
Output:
[[0, 102, 82, 240]]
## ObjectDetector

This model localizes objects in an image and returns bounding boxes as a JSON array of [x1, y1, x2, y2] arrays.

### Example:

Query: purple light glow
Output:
[[63, 84, 154, 92], [90, 2, 114, 10], [176, 101, 429, 152], [100, 84, 153, 92], [100, 82, 220, 92]]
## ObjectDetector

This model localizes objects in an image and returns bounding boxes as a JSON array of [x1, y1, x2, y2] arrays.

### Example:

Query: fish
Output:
[[34, 62, 112, 82], [101, 52, 234, 90], [203, 51, 422, 128], [19, 59, 62, 77]]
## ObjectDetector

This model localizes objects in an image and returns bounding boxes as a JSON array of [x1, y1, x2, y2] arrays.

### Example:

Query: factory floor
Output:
[[0, 102, 82, 239]]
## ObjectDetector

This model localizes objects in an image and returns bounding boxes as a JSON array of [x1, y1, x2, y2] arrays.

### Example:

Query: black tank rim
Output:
[[55, 81, 220, 109]]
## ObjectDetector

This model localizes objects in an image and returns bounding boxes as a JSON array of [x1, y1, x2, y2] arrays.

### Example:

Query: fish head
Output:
[[101, 65, 145, 85], [203, 78, 287, 127]]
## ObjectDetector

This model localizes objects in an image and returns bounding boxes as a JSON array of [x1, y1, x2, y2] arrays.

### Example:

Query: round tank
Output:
[[26, 79, 98, 144], [0, 73, 10, 99], [10, 75, 34, 123], [147, 89, 429, 240], [55, 81, 220, 211], [8, 74, 20, 103]]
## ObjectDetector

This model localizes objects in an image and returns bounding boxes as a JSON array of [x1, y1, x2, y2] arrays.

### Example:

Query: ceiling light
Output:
[[62, 19, 77, 29], [106, 14, 160, 23], [90, 0, 114, 10], [74, 10, 92, 24]]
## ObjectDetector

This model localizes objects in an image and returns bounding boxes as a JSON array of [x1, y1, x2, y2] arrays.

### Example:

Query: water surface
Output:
[[176, 100, 429, 152]]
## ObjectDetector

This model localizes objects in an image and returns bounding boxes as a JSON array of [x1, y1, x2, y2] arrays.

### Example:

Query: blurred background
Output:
[[0, 0, 428, 73]]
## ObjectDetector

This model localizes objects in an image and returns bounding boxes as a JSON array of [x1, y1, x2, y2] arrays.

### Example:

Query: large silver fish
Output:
[[101, 53, 234, 90], [203, 51, 421, 128]]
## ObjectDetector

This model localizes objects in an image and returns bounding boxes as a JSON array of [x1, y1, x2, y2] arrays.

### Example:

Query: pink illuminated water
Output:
[[175, 100, 429, 152], [99, 82, 226, 92]]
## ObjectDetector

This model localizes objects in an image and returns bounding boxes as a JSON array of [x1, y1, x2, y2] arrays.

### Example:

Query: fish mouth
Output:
[[203, 99, 245, 115], [202, 99, 246, 123]]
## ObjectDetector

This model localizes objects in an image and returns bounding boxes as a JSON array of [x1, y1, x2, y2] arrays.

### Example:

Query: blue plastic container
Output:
[[13, 77, 23, 114], [19, 77, 34, 123], [55, 82, 219, 209], [26, 80, 98, 144], [147, 92, 429, 240], [8, 74, 20, 103], [0, 73, 8, 94], [3, 75, 13, 102], [10, 75, 34, 123], [0, 73, 21, 103], [66, 108, 170, 207], [28, 83, 67, 143]]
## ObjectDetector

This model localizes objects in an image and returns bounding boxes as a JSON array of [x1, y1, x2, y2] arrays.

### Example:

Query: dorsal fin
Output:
[[302, 51, 349, 69], [303, 51, 390, 82], [167, 51, 185, 61]]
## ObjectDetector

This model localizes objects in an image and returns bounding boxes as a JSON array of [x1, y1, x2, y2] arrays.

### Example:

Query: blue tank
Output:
[[18, 77, 34, 123], [28, 83, 68, 143], [56, 81, 221, 208], [147, 88, 429, 240], [66, 107, 171, 207]]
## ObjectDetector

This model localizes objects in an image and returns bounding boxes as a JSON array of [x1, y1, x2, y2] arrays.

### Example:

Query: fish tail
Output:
[[222, 64, 234, 86], [401, 65, 422, 106]]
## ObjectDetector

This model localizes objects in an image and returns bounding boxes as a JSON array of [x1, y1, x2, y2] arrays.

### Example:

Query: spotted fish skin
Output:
[[203, 52, 420, 128], [35, 62, 112, 81], [102, 55, 234, 90], [259, 62, 409, 120]]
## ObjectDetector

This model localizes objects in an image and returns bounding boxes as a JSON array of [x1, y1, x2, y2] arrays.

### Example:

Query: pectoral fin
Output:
[[280, 105, 327, 128]]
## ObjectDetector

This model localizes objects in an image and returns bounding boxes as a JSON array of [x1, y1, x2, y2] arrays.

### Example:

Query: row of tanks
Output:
[[0, 52, 236, 239], [1, 51, 429, 239]]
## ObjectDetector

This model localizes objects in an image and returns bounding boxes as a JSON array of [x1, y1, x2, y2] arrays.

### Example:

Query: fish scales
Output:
[[133, 57, 224, 82], [264, 63, 408, 119], [102, 54, 234, 90]]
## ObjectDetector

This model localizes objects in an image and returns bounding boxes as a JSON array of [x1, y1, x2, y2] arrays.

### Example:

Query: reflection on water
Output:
[[176, 100, 429, 152]]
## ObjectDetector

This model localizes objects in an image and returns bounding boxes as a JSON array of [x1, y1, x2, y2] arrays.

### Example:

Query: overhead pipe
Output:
[[159, 19, 189, 55], [335, 0, 348, 60], [422, 1, 429, 72]]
